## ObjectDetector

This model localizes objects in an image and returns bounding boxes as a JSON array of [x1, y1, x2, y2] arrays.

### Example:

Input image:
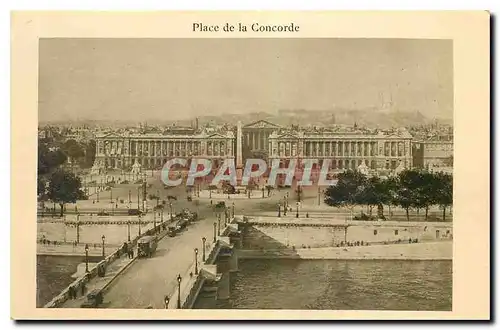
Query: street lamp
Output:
[[202, 237, 206, 262], [85, 244, 89, 273], [164, 296, 169, 309], [194, 248, 199, 275], [169, 202, 173, 220], [128, 190, 131, 204], [76, 214, 81, 244], [176, 274, 182, 309], [101, 235, 105, 257], [138, 215, 142, 236], [296, 202, 300, 218], [217, 214, 221, 236], [278, 202, 281, 217], [232, 202, 235, 218], [153, 211, 157, 234], [284, 197, 288, 216], [213, 222, 217, 243], [127, 220, 131, 241]]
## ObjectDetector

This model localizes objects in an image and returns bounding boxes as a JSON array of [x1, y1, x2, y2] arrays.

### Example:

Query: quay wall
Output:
[[241, 220, 453, 250]]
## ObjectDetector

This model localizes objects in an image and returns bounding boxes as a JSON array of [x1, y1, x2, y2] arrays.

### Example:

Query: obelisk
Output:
[[236, 121, 243, 185]]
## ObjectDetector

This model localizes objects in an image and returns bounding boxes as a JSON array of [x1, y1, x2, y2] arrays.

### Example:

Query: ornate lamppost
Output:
[[127, 220, 131, 241], [164, 296, 169, 309], [217, 214, 221, 236], [213, 222, 217, 243], [138, 215, 142, 236], [202, 237, 206, 262], [76, 214, 81, 244], [278, 202, 281, 217], [194, 248, 199, 275], [296, 202, 300, 218], [284, 196, 288, 216], [153, 211, 157, 234], [101, 235, 106, 257], [176, 274, 182, 309], [85, 244, 89, 273], [232, 202, 235, 218]]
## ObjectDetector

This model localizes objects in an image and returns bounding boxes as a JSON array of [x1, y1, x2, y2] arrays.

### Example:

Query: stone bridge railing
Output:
[[167, 217, 238, 309], [43, 224, 169, 308]]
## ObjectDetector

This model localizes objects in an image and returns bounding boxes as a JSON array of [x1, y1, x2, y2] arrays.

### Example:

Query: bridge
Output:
[[43, 211, 453, 309], [45, 213, 240, 309]]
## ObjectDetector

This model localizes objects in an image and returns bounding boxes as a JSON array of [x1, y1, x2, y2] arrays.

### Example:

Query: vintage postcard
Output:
[[11, 11, 490, 320]]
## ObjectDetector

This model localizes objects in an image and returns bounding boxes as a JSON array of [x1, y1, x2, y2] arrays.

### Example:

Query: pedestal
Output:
[[229, 251, 239, 273], [216, 272, 230, 300]]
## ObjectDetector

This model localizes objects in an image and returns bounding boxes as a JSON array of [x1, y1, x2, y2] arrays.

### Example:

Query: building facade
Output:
[[94, 131, 235, 170], [412, 140, 453, 171], [242, 120, 281, 158], [268, 128, 413, 171]]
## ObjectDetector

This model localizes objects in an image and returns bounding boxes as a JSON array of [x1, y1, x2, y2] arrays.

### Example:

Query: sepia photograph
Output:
[[11, 11, 490, 320]]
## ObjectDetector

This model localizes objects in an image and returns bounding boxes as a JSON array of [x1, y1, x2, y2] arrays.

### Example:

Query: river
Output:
[[194, 259, 452, 311]]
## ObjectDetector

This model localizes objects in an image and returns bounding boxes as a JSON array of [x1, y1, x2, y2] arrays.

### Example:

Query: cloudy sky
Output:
[[38, 38, 453, 122]]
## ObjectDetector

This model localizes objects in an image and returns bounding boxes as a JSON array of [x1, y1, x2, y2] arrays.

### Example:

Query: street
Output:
[[103, 216, 217, 308]]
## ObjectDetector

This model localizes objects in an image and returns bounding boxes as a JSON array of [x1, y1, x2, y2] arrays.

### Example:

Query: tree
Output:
[[357, 176, 385, 217], [394, 170, 421, 221], [324, 170, 367, 216], [417, 171, 439, 221], [434, 172, 453, 221], [61, 139, 85, 166], [37, 177, 47, 201], [82, 139, 97, 168], [38, 142, 67, 175], [47, 169, 86, 216]]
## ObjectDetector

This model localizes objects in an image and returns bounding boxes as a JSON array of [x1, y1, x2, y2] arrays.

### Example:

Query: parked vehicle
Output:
[[167, 225, 177, 237], [80, 289, 103, 308], [127, 209, 142, 216], [137, 236, 157, 258]]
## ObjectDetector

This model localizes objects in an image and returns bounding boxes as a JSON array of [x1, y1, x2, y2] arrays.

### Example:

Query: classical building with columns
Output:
[[242, 120, 281, 158], [268, 127, 413, 171], [94, 130, 235, 170]]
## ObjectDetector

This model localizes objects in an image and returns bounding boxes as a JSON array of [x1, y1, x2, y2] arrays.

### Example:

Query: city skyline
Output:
[[38, 38, 453, 123]]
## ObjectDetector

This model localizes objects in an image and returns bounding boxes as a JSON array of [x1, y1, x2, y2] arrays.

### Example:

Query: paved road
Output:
[[103, 217, 217, 309]]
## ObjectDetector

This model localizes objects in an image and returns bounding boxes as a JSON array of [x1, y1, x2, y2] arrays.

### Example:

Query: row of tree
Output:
[[323, 169, 453, 221], [38, 140, 88, 216]]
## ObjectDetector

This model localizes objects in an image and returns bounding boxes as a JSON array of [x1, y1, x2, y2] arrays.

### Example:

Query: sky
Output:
[[38, 38, 453, 123]]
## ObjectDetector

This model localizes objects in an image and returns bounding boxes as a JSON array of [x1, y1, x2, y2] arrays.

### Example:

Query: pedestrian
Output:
[[130, 248, 134, 259]]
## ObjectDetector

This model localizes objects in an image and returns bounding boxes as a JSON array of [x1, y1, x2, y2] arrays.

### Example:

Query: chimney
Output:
[[195, 117, 199, 130]]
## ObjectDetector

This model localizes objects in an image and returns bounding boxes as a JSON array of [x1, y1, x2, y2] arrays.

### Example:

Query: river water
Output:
[[194, 259, 452, 311]]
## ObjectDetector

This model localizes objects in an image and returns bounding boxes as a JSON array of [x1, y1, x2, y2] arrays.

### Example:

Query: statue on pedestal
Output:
[[90, 160, 105, 175]]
